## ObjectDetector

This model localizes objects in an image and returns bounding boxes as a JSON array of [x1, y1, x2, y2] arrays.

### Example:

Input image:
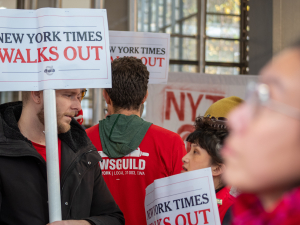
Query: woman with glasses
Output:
[[223, 44, 300, 224]]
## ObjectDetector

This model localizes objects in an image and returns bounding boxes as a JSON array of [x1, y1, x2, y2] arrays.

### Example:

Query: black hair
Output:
[[186, 116, 229, 165]]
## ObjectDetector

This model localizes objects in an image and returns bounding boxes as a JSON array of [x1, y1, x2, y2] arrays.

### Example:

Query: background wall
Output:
[[61, 0, 91, 8], [105, 0, 129, 31], [0, 0, 16, 8], [249, 0, 300, 74], [248, 0, 273, 75], [273, 0, 300, 54]]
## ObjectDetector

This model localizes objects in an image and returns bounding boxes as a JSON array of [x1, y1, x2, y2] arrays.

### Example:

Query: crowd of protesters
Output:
[[1, 40, 300, 225]]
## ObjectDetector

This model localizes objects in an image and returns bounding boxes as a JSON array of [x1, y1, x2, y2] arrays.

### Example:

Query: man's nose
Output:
[[71, 98, 82, 112]]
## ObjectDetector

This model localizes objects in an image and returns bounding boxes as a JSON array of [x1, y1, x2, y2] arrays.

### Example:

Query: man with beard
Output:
[[0, 89, 125, 225]]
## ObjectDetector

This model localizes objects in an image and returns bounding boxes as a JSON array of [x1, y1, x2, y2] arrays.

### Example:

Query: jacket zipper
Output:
[[61, 149, 97, 191], [64, 149, 98, 218]]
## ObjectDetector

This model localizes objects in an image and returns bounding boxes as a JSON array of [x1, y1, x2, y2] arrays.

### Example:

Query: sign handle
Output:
[[44, 89, 62, 222]]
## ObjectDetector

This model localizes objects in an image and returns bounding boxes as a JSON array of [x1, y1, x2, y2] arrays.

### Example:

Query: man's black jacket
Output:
[[0, 101, 125, 225]]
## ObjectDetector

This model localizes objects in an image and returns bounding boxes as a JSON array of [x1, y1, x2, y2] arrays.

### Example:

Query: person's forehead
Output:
[[260, 48, 300, 105], [260, 49, 300, 81]]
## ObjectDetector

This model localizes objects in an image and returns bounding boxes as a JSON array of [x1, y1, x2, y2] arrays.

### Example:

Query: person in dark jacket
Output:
[[0, 89, 125, 225]]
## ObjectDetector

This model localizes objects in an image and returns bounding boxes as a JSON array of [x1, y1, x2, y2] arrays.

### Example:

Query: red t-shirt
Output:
[[32, 139, 62, 173], [86, 124, 186, 225], [216, 186, 236, 223]]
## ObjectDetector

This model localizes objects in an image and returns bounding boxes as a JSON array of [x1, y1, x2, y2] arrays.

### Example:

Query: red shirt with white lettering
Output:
[[86, 124, 186, 225], [32, 139, 62, 173]]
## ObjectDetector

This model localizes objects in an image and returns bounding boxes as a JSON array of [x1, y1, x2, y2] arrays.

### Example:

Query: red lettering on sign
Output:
[[175, 214, 186, 225], [49, 46, 59, 61], [37, 47, 49, 62], [78, 46, 90, 60], [177, 124, 195, 152], [26, 49, 37, 63], [141, 56, 147, 65], [148, 57, 156, 66], [91, 46, 103, 60], [187, 93, 203, 121], [199, 209, 210, 224], [157, 57, 165, 67], [13, 49, 26, 63], [165, 91, 185, 121], [186, 211, 199, 225], [163, 217, 171, 225], [111, 55, 119, 62], [64, 46, 77, 61], [0, 48, 15, 63]]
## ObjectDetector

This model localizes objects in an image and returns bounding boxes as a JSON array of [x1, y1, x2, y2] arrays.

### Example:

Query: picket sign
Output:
[[0, 8, 111, 222], [44, 89, 62, 222], [109, 31, 170, 84], [0, 8, 111, 90], [145, 168, 221, 225]]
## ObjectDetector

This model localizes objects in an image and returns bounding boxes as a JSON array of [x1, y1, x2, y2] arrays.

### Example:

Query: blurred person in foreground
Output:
[[222, 41, 300, 224], [0, 89, 124, 225], [86, 57, 186, 225], [182, 96, 242, 224]]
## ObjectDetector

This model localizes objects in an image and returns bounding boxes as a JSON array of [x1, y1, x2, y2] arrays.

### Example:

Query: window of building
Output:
[[137, 0, 249, 75]]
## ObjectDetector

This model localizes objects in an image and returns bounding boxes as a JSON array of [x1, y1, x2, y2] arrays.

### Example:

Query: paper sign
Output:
[[145, 168, 221, 225], [109, 31, 170, 84], [0, 8, 111, 91]]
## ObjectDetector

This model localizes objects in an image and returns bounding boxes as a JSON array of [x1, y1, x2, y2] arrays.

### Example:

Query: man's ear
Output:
[[142, 90, 148, 104], [102, 89, 111, 105], [31, 91, 43, 104], [211, 164, 225, 177]]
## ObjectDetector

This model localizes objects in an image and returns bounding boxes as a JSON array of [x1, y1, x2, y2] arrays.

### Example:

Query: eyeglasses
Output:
[[81, 89, 87, 101], [246, 82, 300, 120]]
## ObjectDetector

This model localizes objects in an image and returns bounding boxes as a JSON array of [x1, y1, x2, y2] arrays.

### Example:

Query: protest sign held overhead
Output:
[[109, 31, 170, 84], [0, 8, 111, 91], [145, 168, 221, 225]]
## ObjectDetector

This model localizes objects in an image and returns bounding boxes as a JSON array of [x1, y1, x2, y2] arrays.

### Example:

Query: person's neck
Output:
[[258, 189, 287, 212], [113, 108, 141, 117], [213, 175, 224, 191], [18, 106, 46, 145]]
